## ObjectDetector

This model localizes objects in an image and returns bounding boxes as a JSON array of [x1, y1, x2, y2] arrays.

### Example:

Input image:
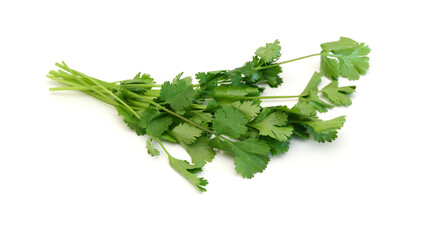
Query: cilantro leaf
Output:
[[296, 90, 334, 115], [146, 115, 173, 137], [302, 116, 346, 142], [239, 59, 261, 84], [320, 37, 371, 80], [172, 72, 193, 85], [116, 105, 145, 135], [159, 79, 194, 113], [168, 155, 208, 192], [209, 137, 270, 178], [301, 72, 323, 96], [259, 64, 283, 88], [262, 136, 291, 156], [212, 106, 249, 139], [181, 137, 216, 167], [139, 107, 173, 137], [250, 111, 293, 141], [321, 81, 356, 106], [229, 100, 261, 119], [255, 39, 281, 63], [320, 56, 340, 80], [119, 72, 155, 94], [171, 123, 203, 145], [187, 110, 213, 124], [146, 136, 160, 156], [195, 71, 224, 99]]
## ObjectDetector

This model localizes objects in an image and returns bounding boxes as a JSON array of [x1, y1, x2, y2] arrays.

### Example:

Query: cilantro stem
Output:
[[117, 83, 200, 88], [245, 95, 302, 99], [47, 75, 119, 106], [253, 53, 322, 70], [155, 137, 172, 157], [60, 63, 140, 119]]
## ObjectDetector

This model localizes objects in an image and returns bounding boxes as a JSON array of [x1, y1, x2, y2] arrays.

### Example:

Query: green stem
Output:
[[245, 95, 302, 100], [119, 83, 200, 88], [253, 53, 322, 70], [62, 63, 140, 119], [47, 75, 118, 106], [155, 137, 171, 157]]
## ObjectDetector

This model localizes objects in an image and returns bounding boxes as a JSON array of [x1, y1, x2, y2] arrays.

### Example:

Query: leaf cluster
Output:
[[48, 37, 370, 191]]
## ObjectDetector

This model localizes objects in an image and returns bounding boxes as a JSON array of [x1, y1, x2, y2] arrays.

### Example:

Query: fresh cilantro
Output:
[[255, 39, 282, 63], [320, 81, 356, 106], [209, 137, 271, 178], [320, 37, 371, 80], [212, 106, 249, 139], [49, 37, 370, 191], [168, 154, 208, 192], [250, 111, 293, 141], [171, 123, 203, 145], [229, 101, 261, 119], [181, 137, 216, 167], [159, 79, 194, 113], [146, 137, 160, 156]]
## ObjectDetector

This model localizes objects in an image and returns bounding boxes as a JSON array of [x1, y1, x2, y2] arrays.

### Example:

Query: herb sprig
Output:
[[48, 37, 370, 191]]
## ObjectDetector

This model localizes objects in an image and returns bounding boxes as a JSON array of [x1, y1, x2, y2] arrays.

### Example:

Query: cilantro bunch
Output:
[[48, 37, 370, 191]]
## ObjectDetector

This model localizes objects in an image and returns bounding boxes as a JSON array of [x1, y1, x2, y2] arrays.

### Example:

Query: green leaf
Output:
[[250, 111, 293, 141], [259, 64, 283, 88], [255, 39, 281, 63], [168, 155, 208, 192], [172, 72, 193, 85], [181, 137, 216, 167], [171, 123, 203, 145], [187, 110, 213, 124], [159, 79, 194, 113], [195, 71, 224, 99], [212, 106, 249, 139], [321, 37, 359, 52], [116, 106, 145, 136], [146, 137, 160, 156], [292, 90, 333, 116], [262, 136, 291, 156], [146, 115, 173, 137], [320, 56, 339, 80], [209, 137, 270, 178], [320, 37, 370, 80], [139, 107, 173, 137], [229, 100, 261, 119], [302, 116, 346, 143], [321, 81, 356, 106], [239, 60, 261, 84], [301, 72, 323, 96]]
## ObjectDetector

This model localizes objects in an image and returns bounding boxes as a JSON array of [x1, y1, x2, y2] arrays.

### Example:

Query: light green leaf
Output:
[[250, 111, 293, 141], [320, 37, 370, 80], [181, 137, 216, 167], [171, 123, 203, 145], [321, 81, 356, 106], [255, 39, 281, 63], [188, 110, 213, 124], [146, 137, 160, 156], [229, 101, 261, 119], [303, 116, 346, 143], [168, 155, 208, 192]]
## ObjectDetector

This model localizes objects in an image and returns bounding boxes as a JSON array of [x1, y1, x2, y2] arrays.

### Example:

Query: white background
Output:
[[1, 0, 427, 239]]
